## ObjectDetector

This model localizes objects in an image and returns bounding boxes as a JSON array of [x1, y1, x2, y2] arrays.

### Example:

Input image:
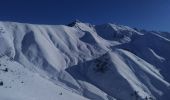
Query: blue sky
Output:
[[0, 0, 170, 31]]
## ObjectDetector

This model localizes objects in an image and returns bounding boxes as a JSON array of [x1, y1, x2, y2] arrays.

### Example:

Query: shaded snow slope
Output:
[[0, 20, 170, 100], [116, 31, 170, 82], [67, 49, 170, 100]]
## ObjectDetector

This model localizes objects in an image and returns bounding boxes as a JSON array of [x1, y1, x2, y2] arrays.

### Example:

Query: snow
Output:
[[0, 20, 170, 100], [149, 48, 165, 62], [67, 49, 170, 100], [0, 56, 88, 100]]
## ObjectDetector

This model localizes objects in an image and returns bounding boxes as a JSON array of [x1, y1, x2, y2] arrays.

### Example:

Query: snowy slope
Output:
[[67, 49, 170, 100], [0, 56, 88, 100], [0, 20, 170, 100]]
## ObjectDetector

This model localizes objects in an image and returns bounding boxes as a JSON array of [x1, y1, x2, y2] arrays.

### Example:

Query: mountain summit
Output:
[[0, 21, 170, 100], [67, 19, 82, 26]]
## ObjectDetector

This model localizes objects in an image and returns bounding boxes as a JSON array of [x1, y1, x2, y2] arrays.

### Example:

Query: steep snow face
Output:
[[0, 21, 170, 100], [0, 22, 108, 73], [0, 22, 15, 58]]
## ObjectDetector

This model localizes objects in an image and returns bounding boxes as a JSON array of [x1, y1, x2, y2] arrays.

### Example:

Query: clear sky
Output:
[[0, 0, 170, 31]]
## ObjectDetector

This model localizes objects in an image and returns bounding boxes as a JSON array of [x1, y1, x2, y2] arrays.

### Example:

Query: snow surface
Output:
[[0, 20, 170, 100], [0, 56, 88, 100]]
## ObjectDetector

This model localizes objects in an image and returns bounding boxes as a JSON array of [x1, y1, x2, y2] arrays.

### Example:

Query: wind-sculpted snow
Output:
[[0, 20, 170, 100]]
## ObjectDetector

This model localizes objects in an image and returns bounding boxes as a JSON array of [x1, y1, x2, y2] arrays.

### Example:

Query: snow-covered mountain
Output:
[[0, 20, 170, 100]]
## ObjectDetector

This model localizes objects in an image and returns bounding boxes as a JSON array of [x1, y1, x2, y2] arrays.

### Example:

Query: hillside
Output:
[[0, 21, 170, 100]]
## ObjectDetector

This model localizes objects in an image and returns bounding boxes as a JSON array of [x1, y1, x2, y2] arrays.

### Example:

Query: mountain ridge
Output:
[[0, 21, 170, 100]]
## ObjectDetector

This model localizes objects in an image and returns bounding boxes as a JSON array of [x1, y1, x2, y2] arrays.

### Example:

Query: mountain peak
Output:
[[67, 19, 82, 27]]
